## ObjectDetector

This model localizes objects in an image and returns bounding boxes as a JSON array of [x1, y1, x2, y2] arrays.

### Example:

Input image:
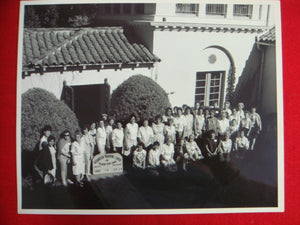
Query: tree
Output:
[[21, 88, 80, 151], [110, 75, 171, 123]]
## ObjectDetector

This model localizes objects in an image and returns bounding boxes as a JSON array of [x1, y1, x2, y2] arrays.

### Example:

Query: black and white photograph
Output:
[[17, 0, 284, 214]]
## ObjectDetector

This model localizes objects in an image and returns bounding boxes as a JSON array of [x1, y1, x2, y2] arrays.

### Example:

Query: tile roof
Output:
[[258, 26, 275, 43], [23, 27, 160, 70]]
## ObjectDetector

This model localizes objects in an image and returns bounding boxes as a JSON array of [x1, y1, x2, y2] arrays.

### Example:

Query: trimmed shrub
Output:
[[21, 88, 80, 151], [110, 75, 171, 123]]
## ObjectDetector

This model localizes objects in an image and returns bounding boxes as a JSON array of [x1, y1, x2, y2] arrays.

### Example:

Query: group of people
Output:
[[34, 101, 262, 187]]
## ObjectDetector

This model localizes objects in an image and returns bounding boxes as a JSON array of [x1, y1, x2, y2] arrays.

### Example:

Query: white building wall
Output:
[[152, 30, 257, 107], [22, 67, 153, 99]]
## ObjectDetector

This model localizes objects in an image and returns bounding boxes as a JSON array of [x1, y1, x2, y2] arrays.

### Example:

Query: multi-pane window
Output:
[[206, 4, 227, 16], [195, 71, 225, 107], [123, 4, 132, 14], [233, 4, 253, 18], [176, 4, 199, 15], [135, 4, 145, 14]]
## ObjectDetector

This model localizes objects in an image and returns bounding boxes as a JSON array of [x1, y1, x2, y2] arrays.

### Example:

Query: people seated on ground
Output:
[[96, 120, 107, 155], [234, 130, 250, 159], [174, 107, 187, 144], [36, 141, 54, 184], [71, 130, 85, 187], [81, 125, 94, 176], [204, 130, 220, 158], [105, 118, 114, 153], [164, 118, 176, 144], [152, 115, 165, 147], [111, 121, 124, 154], [205, 110, 219, 135], [132, 142, 147, 170], [124, 115, 139, 156], [147, 141, 161, 176], [184, 107, 194, 138], [47, 136, 57, 181], [194, 107, 205, 139], [249, 107, 262, 150], [57, 130, 72, 187], [217, 111, 230, 136], [183, 134, 204, 171], [138, 119, 154, 151], [161, 136, 177, 172], [218, 132, 232, 162], [162, 107, 174, 123]]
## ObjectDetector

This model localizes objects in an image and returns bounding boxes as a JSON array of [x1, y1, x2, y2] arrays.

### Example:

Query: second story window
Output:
[[206, 4, 227, 16], [135, 4, 145, 14], [176, 4, 199, 15], [233, 4, 253, 18], [123, 4, 132, 14]]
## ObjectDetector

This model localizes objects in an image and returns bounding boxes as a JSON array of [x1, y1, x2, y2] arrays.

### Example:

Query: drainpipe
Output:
[[256, 38, 265, 111]]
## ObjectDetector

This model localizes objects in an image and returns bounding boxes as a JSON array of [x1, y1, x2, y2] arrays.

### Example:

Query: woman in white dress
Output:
[[152, 115, 165, 147], [161, 136, 177, 172], [111, 121, 124, 154], [174, 108, 187, 144], [183, 134, 204, 171], [71, 130, 85, 186], [137, 119, 154, 150], [194, 108, 205, 139], [164, 118, 176, 144], [96, 120, 107, 155], [105, 118, 114, 153], [57, 130, 71, 187], [184, 107, 194, 138], [124, 115, 139, 155]]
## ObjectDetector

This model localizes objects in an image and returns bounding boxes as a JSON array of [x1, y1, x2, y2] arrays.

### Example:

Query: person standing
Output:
[[124, 115, 139, 156], [152, 115, 165, 147], [184, 107, 194, 138], [248, 107, 262, 150], [105, 118, 115, 153], [96, 120, 107, 155], [47, 136, 57, 180], [205, 111, 219, 135], [174, 108, 187, 144], [57, 130, 72, 187], [81, 125, 94, 175], [111, 121, 124, 154], [217, 111, 230, 136], [138, 119, 154, 151], [164, 118, 176, 144], [194, 108, 205, 138], [71, 130, 85, 186]]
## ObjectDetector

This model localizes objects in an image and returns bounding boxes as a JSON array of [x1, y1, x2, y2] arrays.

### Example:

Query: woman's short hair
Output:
[[153, 141, 160, 147], [47, 135, 55, 143]]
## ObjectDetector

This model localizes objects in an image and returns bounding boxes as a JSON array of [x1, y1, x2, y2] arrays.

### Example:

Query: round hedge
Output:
[[110, 75, 171, 123], [21, 88, 80, 151]]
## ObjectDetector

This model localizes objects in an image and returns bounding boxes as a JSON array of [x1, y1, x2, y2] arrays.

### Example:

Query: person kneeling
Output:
[[132, 142, 147, 170], [160, 136, 177, 172], [147, 141, 161, 176], [183, 134, 204, 171]]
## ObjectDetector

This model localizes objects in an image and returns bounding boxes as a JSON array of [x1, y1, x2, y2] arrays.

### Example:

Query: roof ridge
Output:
[[32, 30, 83, 65]]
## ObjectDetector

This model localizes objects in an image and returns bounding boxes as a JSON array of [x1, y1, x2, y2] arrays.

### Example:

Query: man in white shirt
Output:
[[112, 121, 124, 154], [96, 120, 107, 155]]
